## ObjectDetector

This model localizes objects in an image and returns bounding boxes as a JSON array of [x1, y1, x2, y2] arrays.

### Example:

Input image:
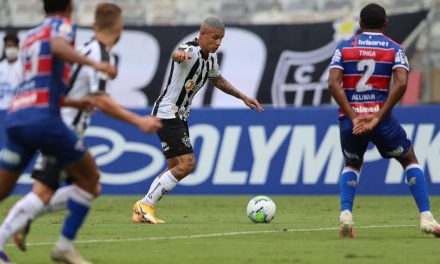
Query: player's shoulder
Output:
[[178, 38, 200, 52], [382, 34, 404, 50], [335, 34, 361, 50]]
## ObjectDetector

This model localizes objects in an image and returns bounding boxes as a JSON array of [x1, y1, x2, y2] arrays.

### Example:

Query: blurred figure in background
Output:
[[0, 31, 21, 109]]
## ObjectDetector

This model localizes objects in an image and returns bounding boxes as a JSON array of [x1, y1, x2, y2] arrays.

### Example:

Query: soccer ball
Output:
[[246, 195, 276, 223]]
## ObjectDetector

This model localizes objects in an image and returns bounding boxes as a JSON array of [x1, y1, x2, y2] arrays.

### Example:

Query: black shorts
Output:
[[157, 118, 193, 159], [31, 154, 69, 191]]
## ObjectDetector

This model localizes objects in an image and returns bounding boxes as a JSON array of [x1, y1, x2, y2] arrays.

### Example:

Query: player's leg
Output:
[[51, 151, 99, 263], [0, 128, 36, 262], [6, 155, 64, 251], [338, 116, 368, 238], [395, 148, 439, 237], [133, 118, 194, 224], [373, 115, 439, 237]]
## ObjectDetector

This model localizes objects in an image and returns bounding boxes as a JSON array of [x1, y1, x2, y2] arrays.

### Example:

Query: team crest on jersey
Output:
[[185, 79, 195, 90]]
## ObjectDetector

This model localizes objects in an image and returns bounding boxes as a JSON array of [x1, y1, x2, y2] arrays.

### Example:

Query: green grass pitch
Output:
[[1, 195, 440, 264]]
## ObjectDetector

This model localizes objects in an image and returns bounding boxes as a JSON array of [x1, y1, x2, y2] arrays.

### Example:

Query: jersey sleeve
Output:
[[208, 54, 221, 79], [393, 47, 410, 71], [329, 43, 344, 70], [52, 19, 75, 44], [177, 43, 198, 60]]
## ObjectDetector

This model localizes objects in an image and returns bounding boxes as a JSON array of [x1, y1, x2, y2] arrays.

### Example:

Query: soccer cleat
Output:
[[131, 200, 165, 224], [420, 215, 440, 237], [339, 211, 356, 238], [0, 251, 11, 264], [13, 220, 31, 251], [51, 246, 92, 264]]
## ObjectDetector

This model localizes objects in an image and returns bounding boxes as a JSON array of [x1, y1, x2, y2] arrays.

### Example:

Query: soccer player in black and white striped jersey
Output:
[[132, 16, 264, 224], [0, 3, 161, 262]]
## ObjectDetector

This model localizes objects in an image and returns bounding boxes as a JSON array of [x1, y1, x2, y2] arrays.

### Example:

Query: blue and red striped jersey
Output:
[[6, 16, 75, 127], [329, 32, 409, 116]]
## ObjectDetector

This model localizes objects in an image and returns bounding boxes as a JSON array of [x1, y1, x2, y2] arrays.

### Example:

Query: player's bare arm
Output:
[[353, 67, 408, 135], [63, 97, 93, 112], [172, 50, 191, 63], [89, 93, 162, 133], [211, 76, 264, 112], [51, 36, 116, 78]]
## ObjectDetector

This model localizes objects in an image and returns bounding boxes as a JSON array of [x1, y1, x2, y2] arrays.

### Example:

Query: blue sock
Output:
[[406, 165, 430, 212], [61, 187, 92, 240], [340, 168, 358, 212]]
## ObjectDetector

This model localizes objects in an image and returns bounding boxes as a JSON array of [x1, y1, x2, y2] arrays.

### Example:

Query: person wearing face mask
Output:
[[0, 31, 21, 109], [0, 3, 161, 263]]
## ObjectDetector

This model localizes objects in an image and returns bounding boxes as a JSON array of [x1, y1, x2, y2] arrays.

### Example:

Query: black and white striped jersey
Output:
[[61, 38, 117, 136], [152, 38, 221, 121]]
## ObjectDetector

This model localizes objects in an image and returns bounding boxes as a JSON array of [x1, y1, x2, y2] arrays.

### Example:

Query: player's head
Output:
[[94, 3, 123, 46], [360, 3, 388, 31], [43, 0, 72, 17], [3, 31, 19, 62], [199, 16, 225, 54]]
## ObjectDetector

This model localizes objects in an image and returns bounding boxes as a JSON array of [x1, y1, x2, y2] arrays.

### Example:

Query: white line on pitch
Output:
[[6, 224, 416, 248]]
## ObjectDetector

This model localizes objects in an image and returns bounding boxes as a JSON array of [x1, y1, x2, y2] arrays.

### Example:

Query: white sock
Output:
[[340, 210, 352, 221], [0, 192, 45, 250], [47, 185, 75, 212], [421, 211, 433, 220], [141, 170, 178, 206], [56, 235, 74, 251]]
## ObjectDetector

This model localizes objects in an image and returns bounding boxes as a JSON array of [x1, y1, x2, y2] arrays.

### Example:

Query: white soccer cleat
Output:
[[51, 246, 92, 264], [339, 211, 356, 238], [420, 214, 440, 238]]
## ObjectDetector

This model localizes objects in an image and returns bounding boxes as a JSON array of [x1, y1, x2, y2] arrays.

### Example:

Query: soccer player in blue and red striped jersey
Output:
[[328, 3, 440, 239], [0, 0, 116, 263]]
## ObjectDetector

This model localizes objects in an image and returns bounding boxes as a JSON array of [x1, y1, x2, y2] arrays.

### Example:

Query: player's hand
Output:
[[242, 96, 264, 112], [93, 62, 117, 79], [173, 50, 192, 62], [136, 116, 162, 134], [352, 115, 380, 135]]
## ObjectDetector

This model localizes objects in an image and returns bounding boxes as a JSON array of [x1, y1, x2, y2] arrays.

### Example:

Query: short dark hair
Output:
[[360, 3, 387, 30], [3, 31, 19, 45], [43, 0, 71, 14]]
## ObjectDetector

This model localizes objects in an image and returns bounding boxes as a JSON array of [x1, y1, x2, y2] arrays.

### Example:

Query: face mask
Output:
[[5, 47, 19, 61]]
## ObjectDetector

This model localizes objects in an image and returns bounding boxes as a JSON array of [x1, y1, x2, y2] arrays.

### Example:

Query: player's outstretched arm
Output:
[[50, 36, 117, 78], [211, 76, 264, 112], [63, 97, 94, 112], [172, 50, 192, 63], [89, 93, 162, 134]]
